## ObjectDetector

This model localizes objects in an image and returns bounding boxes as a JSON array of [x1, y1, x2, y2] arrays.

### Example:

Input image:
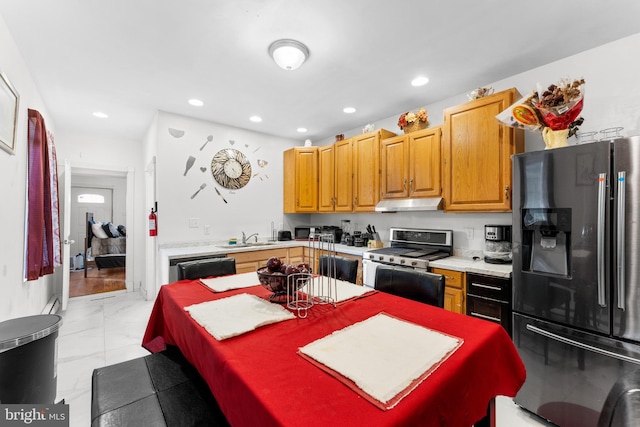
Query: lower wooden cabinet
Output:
[[233, 248, 288, 274], [288, 246, 305, 266], [431, 267, 465, 314]]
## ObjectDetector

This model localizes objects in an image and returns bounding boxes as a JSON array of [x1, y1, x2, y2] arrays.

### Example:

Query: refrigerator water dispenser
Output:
[[521, 208, 571, 277]]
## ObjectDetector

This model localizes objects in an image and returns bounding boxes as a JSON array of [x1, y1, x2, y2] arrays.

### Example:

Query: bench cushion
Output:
[[91, 346, 229, 427]]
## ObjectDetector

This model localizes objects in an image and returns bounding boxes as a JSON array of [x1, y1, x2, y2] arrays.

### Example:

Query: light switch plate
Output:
[[188, 218, 199, 228]]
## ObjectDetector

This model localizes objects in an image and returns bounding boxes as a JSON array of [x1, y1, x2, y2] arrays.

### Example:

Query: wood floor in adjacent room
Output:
[[70, 262, 126, 297]]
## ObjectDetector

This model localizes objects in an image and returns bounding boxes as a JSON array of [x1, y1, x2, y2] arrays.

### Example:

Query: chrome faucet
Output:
[[242, 232, 259, 244]]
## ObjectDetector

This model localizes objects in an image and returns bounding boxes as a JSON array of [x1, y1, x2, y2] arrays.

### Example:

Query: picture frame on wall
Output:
[[0, 71, 19, 155]]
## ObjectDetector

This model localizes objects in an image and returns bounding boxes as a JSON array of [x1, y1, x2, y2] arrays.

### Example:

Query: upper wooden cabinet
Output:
[[318, 138, 354, 212], [334, 138, 354, 212], [318, 144, 335, 212], [352, 129, 396, 212], [380, 127, 442, 200], [283, 147, 318, 213], [442, 88, 524, 212]]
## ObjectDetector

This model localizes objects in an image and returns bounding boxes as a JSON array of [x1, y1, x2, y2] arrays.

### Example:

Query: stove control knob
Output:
[[378, 256, 384, 261], [368, 254, 375, 259], [400, 259, 406, 264], [389, 257, 394, 262], [411, 261, 418, 266]]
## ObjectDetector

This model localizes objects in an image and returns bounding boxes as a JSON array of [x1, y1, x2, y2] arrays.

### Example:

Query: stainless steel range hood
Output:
[[375, 198, 443, 212]]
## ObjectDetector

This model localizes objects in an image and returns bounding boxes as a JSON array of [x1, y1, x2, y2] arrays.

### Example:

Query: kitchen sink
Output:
[[216, 242, 278, 249]]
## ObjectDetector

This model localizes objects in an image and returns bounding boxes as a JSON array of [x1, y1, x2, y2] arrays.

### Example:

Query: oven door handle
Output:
[[470, 312, 501, 323], [470, 282, 502, 291]]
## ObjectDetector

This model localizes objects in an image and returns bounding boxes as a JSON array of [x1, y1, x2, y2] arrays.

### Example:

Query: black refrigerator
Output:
[[512, 136, 640, 427]]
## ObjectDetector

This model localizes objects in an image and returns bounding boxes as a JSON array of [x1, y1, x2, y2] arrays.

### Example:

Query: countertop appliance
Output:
[[512, 136, 640, 426], [362, 227, 453, 288], [294, 226, 320, 240], [484, 224, 512, 264], [277, 230, 292, 241]]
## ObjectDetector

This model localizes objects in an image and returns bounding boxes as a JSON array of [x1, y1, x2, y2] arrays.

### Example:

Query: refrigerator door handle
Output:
[[617, 171, 626, 310], [526, 324, 640, 365], [597, 172, 607, 307]]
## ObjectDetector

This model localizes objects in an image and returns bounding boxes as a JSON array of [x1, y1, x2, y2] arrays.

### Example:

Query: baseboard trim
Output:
[[42, 295, 61, 315]]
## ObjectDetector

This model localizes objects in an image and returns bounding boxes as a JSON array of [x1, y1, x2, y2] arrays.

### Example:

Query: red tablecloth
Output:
[[143, 280, 525, 427]]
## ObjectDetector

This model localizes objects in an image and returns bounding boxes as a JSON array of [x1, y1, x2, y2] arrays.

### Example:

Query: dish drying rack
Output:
[[286, 232, 338, 318]]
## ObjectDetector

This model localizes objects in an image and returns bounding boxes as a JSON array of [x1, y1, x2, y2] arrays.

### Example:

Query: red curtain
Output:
[[25, 109, 61, 281]]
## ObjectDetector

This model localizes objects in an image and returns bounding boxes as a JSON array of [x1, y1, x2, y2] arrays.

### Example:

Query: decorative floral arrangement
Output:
[[397, 108, 428, 130], [496, 78, 585, 148]]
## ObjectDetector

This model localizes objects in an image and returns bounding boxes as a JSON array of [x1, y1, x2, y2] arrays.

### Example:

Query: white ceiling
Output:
[[2, 1, 640, 143]]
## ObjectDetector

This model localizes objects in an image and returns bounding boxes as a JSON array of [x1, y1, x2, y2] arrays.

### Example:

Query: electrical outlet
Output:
[[188, 218, 199, 228], [464, 228, 474, 240], [204, 225, 210, 235]]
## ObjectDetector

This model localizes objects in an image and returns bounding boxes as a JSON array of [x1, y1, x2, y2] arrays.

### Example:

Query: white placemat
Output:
[[199, 271, 260, 292], [301, 277, 372, 303], [299, 313, 462, 409], [185, 293, 295, 340]]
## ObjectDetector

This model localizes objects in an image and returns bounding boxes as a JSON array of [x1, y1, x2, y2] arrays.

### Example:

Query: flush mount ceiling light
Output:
[[188, 99, 204, 106], [92, 112, 108, 118], [343, 107, 356, 114], [249, 115, 262, 122], [297, 127, 307, 133], [268, 39, 309, 71], [411, 76, 429, 87]]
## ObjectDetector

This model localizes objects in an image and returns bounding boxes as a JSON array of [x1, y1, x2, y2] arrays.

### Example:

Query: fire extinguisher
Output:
[[149, 208, 157, 236]]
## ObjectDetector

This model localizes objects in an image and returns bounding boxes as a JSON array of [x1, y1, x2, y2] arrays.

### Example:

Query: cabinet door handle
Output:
[[410, 178, 414, 192], [504, 185, 510, 200], [403, 178, 407, 190], [353, 196, 358, 206]]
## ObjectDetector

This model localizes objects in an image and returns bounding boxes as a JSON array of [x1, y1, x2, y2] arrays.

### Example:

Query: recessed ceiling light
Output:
[[188, 99, 204, 106], [343, 107, 356, 114], [297, 127, 308, 133], [411, 76, 429, 87], [249, 115, 262, 122], [92, 112, 108, 118]]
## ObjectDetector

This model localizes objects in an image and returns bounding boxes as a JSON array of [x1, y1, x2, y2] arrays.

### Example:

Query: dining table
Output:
[[142, 272, 526, 427]]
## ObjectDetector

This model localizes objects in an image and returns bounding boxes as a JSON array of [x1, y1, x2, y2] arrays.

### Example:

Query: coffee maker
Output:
[[484, 225, 512, 264]]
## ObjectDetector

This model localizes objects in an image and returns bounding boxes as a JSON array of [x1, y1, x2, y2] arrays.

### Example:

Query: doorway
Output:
[[61, 165, 134, 305], [69, 180, 126, 297]]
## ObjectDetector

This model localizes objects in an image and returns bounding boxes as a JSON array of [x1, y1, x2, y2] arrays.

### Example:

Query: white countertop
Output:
[[160, 241, 511, 278], [159, 240, 366, 259], [428, 256, 512, 278]]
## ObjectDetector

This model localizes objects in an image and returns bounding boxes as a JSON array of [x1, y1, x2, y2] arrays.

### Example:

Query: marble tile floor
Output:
[[55, 290, 552, 427]]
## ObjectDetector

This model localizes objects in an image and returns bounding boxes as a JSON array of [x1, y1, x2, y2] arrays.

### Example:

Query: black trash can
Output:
[[0, 314, 63, 404]]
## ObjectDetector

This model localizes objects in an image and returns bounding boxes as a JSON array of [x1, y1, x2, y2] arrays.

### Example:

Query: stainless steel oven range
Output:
[[362, 227, 453, 288]]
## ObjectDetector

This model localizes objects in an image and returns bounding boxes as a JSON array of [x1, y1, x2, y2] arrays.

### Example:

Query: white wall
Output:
[[309, 32, 640, 255], [0, 14, 57, 322], [153, 111, 300, 246]]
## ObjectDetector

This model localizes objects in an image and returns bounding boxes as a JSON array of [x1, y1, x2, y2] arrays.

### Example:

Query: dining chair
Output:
[[374, 265, 445, 308], [177, 257, 236, 280], [318, 254, 359, 284]]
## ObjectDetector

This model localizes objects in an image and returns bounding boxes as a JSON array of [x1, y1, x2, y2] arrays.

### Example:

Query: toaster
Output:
[[277, 230, 292, 241]]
